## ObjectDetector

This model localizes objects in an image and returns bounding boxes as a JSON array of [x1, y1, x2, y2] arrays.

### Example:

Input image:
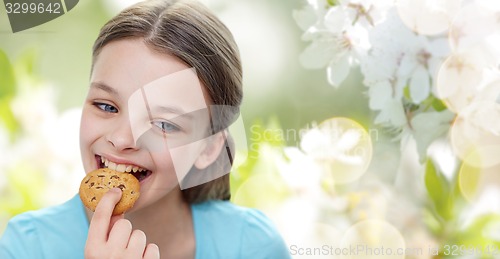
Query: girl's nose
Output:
[[106, 119, 138, 151]]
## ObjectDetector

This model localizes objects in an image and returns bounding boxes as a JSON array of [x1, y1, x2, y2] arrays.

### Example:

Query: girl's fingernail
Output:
[[110, 188, 121, 193]]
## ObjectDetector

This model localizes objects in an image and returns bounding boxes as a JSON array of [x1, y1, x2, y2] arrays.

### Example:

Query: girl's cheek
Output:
[[80, 113, 91, 133], [79, 111, 97, 173], [80, 109, 99, 141]]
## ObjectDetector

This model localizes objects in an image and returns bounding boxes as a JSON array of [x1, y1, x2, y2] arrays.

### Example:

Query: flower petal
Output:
[[369, 81, 392, 110], [336, 129, 362, 151], [374, 99, 407, 127], [409, 66, 431, 104], [411, 110, 455, 161], [324, 6, 346, 34], [293, 5, 318, 31], [327, 55, 350, 87], [300, 41, 335, 69]]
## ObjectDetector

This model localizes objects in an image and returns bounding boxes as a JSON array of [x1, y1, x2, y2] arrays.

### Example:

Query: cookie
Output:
[[79, 168, 140, 215]]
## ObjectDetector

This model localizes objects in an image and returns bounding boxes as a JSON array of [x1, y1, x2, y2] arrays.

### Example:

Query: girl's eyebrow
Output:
[[90, 82, 119, 96], [153, 105, 189, 117]]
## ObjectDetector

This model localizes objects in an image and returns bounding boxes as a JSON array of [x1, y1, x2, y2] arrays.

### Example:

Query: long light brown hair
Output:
[[92, 0, 242, 203]]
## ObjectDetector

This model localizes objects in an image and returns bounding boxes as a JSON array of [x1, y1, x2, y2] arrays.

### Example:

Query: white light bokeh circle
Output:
[[436, 50, 486, 113], [340, 219, 405, 259], [396, 0, 461, 35], [448, 1, 500, 52], [301, 117, 373, 184]]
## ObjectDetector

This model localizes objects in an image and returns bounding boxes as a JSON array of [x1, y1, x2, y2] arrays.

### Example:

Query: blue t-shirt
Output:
[[0, 195, 291, 258]]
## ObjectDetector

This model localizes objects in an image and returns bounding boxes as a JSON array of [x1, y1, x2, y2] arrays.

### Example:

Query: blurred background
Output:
[[1, 0, 500, 258]]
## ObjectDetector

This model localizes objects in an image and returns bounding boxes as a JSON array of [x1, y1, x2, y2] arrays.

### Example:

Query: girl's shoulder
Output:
[[0, 195, 88, 259], [191, 200, 291, 258]]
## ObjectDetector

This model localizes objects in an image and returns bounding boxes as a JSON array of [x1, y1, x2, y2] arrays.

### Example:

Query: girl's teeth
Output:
[[116, 164, 126, 172], [108, 161, 117, 170], [101, 157, 147, 173]]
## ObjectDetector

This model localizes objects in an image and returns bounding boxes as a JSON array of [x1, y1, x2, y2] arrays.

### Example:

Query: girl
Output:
[[0, 0, 290, 258]]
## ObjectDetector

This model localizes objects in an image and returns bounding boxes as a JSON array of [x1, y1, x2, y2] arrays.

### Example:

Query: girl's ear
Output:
[[194, 131, 226, 170]]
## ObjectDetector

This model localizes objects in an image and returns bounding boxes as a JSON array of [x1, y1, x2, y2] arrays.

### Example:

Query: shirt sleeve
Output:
[[239, 209, 291, 259], [0, 214, 40, 259]]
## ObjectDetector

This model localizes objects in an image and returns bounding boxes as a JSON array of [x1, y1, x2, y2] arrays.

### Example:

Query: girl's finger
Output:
[[86, 188, 122, 246], [109, 213, 125, 234], [143, 243, 160, 259], [126, 229, 147, 258], [107, 218, 133, 249]]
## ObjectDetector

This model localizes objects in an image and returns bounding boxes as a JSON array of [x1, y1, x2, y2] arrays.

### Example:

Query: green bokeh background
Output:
[[0, 0, 370, 128], [2, 1, 498, 258], [0, 0, 375, 233]]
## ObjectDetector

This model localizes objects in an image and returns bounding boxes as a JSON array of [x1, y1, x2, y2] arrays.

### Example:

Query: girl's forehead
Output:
[[90, 38, 210, 107], [91, 38, 191, 91], [133, 68, 209, 113]]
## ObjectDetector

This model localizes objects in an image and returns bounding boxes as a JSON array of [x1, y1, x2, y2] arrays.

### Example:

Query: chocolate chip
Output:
[[90, 182, 95, 187], [91, 197, 96, 202], [98, 175, 105, 177], [110, 175, 119, 179], [96, 186, 103, 189], [117, 184, 126, 190]]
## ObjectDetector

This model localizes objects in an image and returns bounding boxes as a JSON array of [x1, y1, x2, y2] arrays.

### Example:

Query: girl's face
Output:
[[80, 38, 216, 210]]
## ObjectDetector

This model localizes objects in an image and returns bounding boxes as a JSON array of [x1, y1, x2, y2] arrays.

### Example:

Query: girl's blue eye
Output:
[[152, 121, 180, 133], [94, 102, 118, 113]]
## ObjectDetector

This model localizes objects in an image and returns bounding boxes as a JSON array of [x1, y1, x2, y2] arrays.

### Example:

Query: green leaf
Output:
[[457, 158, 482, 202], [14, 48, 40, 85], [422, 208, 443, 235], [0, 96, 20, 140], [431, 97, 447, 111], [0, 49, 19, 140], [231, 172, 289, 209], [0, 164, 46, 216], [424, 159, 453, 221], [0, 49, 16, 98], [454, 214, 500, 253], [231, 119, 283, 193], [326, 0, 338, 6], [403, 85, 411, 100]]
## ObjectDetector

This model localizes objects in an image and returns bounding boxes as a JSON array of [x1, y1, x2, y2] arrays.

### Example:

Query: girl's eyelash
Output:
[[151, 120, 181, 133], [92, 102, 118, 113], [91, 101, 180, 133]]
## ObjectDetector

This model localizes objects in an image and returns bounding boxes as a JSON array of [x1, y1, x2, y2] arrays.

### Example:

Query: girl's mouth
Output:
[[96, 155, 152, 182]]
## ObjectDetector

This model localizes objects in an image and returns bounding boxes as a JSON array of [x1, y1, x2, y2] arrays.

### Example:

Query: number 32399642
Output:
[[5, 2, 62, 14], [443, 244, 500, 256]]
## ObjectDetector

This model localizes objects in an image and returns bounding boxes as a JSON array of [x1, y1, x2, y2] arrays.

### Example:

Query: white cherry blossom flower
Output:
[[409, 110, 455, 160], [436, 45, 498, 114], [297, 118, 373, 184], [277, 147, 322, 194], [295, 0, 392, 87], [373, 98, 407, 127], [396, 0, 462, 35], [398, 36, 449, 103], [360, 8, 418, 83], [300, 124, 364, 165]]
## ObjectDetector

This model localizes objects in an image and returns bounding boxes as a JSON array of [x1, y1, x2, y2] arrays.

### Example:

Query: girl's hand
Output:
[[85, 188, 160, 259]]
